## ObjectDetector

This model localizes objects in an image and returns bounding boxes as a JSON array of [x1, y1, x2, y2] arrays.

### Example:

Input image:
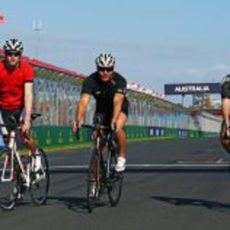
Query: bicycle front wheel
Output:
[[87, 148, 102, 213], [107, 149, 124, 207], [30, 148, 49, 205], [0, 150, 20, 210]]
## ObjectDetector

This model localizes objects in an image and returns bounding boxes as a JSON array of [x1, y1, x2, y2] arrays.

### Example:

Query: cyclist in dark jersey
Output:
[[221, 74, 230, 137], [72, 53, 129, 172]]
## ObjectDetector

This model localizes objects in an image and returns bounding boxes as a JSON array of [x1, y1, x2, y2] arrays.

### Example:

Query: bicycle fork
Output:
[[1, 131, 16, 182], [1, 131, 30, 186], [1, 150, 14, 182]]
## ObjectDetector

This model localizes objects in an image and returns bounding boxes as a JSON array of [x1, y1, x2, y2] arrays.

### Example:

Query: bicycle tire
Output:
[[107, 147, 124, 207], [87, 148, 102, 213], [0, 149, 21, 210], [30, 148, 49, 205]]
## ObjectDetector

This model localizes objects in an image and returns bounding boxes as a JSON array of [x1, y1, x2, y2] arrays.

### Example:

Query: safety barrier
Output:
[[31, 125, 218, 148]]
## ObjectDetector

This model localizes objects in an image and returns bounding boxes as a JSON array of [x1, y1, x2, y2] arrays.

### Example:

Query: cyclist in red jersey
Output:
[[0, 39, 33, 131], [0, 39, 40, 169]]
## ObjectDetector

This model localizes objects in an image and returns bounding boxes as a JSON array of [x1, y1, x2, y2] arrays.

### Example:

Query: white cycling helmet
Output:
[[3, 39, 23, 53], [95, 53, 115, 68]]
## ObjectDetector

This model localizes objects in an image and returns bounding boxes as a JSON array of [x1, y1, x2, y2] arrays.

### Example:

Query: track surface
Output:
[[1, 137, 230, 230]]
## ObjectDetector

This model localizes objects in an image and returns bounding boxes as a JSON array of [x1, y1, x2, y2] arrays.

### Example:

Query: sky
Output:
[[1, 0, 230, 103]]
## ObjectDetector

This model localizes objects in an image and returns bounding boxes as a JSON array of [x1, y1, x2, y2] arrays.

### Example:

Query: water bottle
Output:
[[0, 134, 5, 150]]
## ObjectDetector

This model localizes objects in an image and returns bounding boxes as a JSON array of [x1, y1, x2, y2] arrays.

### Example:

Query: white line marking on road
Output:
[[51, 163, 230, 169], [216, 158, 224, 163]]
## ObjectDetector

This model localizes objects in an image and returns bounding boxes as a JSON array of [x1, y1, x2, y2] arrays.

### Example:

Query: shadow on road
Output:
[[48, 196, 107, 213], [152, 196, 230, 214], [48, 196, 88, 212]]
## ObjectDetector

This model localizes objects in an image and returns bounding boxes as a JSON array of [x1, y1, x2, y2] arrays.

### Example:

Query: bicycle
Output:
[[0, 113, 49, 210], [77, 123, 124, 213]]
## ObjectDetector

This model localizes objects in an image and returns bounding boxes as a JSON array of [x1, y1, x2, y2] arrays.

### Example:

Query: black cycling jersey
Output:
[[221, 75, 230, 99], [81, 71, 129, 125], [221, 80, 230, 99]]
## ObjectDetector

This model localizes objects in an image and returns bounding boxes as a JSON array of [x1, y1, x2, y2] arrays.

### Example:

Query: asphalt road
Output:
[[1, 137, 230, 230]]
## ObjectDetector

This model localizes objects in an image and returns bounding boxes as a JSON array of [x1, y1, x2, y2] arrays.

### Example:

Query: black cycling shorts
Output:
[[0, 107, 23, 132], [94, 99, 129, 126]]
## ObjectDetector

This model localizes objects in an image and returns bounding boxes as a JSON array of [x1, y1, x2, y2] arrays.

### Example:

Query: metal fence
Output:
[[32, 77, 221, 133], [0, 50, 221, 133]]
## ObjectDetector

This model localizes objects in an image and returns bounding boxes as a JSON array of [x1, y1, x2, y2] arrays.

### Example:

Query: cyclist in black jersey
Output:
[[220, 74, 230, 151], [221, 74, 230, 137], [72, 53, 129, 172]]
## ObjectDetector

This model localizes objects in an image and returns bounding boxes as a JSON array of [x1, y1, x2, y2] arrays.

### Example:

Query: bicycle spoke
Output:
[[87, 148, 102, 213], [0, 181, 17, 210], [107, 150, 124, 207], [30, 148, 49, 205]]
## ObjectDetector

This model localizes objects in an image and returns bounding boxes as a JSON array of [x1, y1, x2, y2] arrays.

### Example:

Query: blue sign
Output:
[[164, 83, 221, 95]]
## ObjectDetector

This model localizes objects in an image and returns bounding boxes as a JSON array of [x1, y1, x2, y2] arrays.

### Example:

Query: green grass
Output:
[[0, 135, 217, 156], [41, 136, 176, 153], [41, 134, 218, 153]]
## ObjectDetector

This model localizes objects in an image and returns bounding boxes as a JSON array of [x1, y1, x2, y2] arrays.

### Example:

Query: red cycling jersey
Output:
[[0, 60, 34, 111]]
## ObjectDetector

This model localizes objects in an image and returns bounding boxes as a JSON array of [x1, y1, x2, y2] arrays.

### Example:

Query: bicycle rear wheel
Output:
[[0, 150, 21, 210], [107, 148, 124, 207], [30, 148, 49, 205], [87, 148, 102, 213]]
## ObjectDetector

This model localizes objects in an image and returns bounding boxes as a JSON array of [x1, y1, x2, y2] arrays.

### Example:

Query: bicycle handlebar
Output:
[[82, 124, 111, 130], [75, 124, 114, 141]]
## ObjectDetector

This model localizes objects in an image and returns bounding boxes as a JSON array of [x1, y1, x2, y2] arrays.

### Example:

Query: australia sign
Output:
[[164, 83, 221, 95]]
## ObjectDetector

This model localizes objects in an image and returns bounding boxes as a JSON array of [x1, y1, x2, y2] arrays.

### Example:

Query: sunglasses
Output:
[[98, 67, 114, 72], [6, 52, 21, 57]]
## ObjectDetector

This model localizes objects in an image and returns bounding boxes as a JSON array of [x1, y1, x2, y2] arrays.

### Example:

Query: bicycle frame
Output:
[[0, 113, 49, 210], [85, 123, 123, 212], [95, 130, 115, 179], [1, 130, 32, 187]]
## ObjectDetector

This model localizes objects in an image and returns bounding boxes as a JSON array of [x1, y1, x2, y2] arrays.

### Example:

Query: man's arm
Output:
[[72, 93, 90, 133], [23, 82, 33, 132], [222, 98, 230, 126], [76, 93, 90, 124], [221, 80, 230, 128]]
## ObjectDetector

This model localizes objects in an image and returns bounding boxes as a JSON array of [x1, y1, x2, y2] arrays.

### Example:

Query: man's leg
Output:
[[115, 112, 127, 172]]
